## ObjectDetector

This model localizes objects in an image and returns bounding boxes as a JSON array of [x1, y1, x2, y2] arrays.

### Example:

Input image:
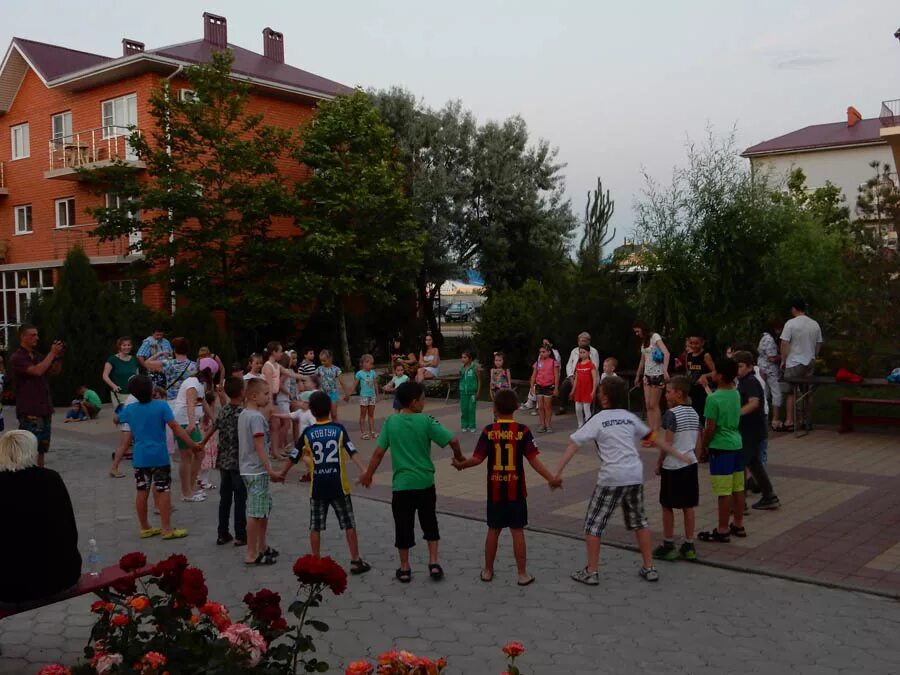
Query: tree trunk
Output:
[[338, 301, 352, 372], [417, 274, 440, 342]]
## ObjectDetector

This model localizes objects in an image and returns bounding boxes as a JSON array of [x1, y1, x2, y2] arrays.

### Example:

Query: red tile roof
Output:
[[12, 37, 111, 81], [742, 118, 886, 157]]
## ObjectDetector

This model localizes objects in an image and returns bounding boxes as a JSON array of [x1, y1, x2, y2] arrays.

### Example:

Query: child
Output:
[[65, 398, 86, 422], [117, 375, 198, 540], [298, 347, 318, 380], [78, 385, 103, 419], [272, 390, 317, 483], [733, 351, 780, 511], [529, 346, 559, 433], [459, 350, 481, 432], [489, 352, 512, 400], [453, 389, 560, 585], [697, 359, 745, 543], [601, 357, 618, 381], [684, 336, 716, 422], [359, 381, 465, 583], [317, 349, 350, 421], [199, 377, 247, 547], [238, 378, 284, 565], [280, 391, 372, 574], [109, 390, 138, 477], [243, 354, 265, 382], [573, 346, 598, 428], [653, 376, 701, 561], [554, 376, 690, 585], [383, 362, 409, 411], [355, 354, 379, 439]]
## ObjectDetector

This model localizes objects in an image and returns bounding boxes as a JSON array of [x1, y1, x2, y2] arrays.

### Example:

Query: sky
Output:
[[4, 0, 900, 246]]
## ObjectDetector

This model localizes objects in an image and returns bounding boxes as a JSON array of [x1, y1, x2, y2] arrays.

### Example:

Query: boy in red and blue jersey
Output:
[[280, 390, 371, 575], [454, 389, 560, 585]]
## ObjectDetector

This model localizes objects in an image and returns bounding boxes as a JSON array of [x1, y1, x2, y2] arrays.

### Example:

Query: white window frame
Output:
[[101, 94, 137, 139], [55, 197, 76, 228], [51, 112, 73, 147], [11, 123, 29, 160], [178, 89, 198, 102], [14, 205, 33, 235]]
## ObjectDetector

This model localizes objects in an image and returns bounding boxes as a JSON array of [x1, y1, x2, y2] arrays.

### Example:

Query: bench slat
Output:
[[838, 397, 900, 406]]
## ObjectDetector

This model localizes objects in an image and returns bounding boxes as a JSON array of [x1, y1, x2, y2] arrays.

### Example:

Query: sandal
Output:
[[517, 576, 536, 586], [245, 553, 277, 566], [770, 421, 783, 431], [234, 538, 247, 547], [140, 527, 161, 539], [216, 533, 234, 546], [697, 529, 731, 543], [780, 424, 794, 433], [350, 559, 372, 575], [729, 523, 747, 538], [480, 570, 493, 582], [161, 528, 189, 540], [395, 568, 412, 583], [428, 563, 444, 580], [109, 469, 126, 478], [264, 546, 280, 557]]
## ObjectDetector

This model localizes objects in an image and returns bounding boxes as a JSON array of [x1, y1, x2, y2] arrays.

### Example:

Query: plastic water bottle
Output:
[[87, 539, 100, 577]]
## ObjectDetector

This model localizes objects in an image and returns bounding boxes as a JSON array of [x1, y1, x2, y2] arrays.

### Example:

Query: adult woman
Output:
[[143, 337, 198, 401], [389, 337, 417, 377], [0, 430, 81, 607], [102, 337, 139, 408], [171, 366, 214, 502], [415, 333, 441, 383], [633, 321, 670, 434], [758, 319, 785, 430]]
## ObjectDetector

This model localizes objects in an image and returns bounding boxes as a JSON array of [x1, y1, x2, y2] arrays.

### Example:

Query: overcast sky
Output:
[[4, 0, 899, 245]]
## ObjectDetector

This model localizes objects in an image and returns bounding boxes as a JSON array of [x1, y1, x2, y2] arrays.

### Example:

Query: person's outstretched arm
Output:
[[359, 447, 387, 487], [526, 454, 562, 488]]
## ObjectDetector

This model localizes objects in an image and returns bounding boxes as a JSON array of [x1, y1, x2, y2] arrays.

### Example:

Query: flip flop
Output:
[[109, 470, 126, 478], [161, 528, 188, 540], [395, 568, 412, 583], [480, 570, 493, 582], [350, 559, 372, 575], [517, 576, 536, 586], [139, 528, 161, 539]]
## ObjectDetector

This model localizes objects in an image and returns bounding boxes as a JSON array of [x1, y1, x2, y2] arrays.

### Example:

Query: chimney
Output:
[[847, 106, 863, 127], [203, 12, 228, 48], [122, 39, 145, 56], [263, 27, 284, 64]]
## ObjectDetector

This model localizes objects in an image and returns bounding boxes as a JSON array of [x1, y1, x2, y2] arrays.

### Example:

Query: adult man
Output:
[[780, 298, 823, 431], [557, 332, 600, 415], [10, 325, 64, 467], [137, 328, 172, 389]]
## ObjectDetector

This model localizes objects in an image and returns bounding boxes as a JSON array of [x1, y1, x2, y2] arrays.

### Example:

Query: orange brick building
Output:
[[0, 12, 351, 347]]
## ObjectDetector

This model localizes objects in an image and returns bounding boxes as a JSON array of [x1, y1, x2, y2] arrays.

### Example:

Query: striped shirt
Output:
[[298, 360, 317, 378], [473, 421, 539, 503], [660, 405, 699, 470]]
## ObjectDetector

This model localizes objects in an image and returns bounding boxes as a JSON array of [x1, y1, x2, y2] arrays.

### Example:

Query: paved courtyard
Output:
[[1, 402, 900, 673]]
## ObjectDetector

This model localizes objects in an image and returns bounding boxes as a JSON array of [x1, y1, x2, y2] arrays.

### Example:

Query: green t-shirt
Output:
[[376, 412, 454, 491], [83, 389, 103, 408], [704, 388, 742, 451], [106, 354, 139, 390]]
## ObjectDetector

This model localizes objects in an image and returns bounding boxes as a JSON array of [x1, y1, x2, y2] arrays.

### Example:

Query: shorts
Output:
[[177, 425, 202, 451], [391, 485, 439, 549], [486, 500, 528, 529], [643, 374, 666, 387], [423, 367, 439, 378], [275, 396, 291, 414], [708, 450, 746, 496], [18, 415, 51, 454], [310, 495, 356, 531], [359, 396, 376, 407], [784, 362, 815, 383], [584, 484, 648, 536], [534, 384, 555, 397], [243, 474, 273, 518], [392, 396, 402, 411], [326, 390, 339, 403], [134, 465, 172, 492], [659, 463, 699, 509]]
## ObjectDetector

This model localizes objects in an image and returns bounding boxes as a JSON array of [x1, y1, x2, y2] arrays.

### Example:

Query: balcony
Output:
[[0, 162, 7, 196], [880, 100, 900, 173], [45, 126, 146, 180]]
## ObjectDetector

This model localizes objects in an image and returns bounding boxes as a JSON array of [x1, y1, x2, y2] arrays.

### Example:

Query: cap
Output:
[[198, 357, 219, 374]]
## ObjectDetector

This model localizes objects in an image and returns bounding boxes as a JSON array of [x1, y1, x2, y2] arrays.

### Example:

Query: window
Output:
[[105, 193, 141, 220], [101, 94, 137, 138], [51, 112, 73, 147], [14, 205, 32, 234], [55, 197, 76, 228], [11, 124, 29, 160], [179, 89, 198, 102]]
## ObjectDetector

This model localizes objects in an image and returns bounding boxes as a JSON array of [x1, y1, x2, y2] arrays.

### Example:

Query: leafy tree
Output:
[[82, 50, 302, 333], [578, 177, 616, 270], [856, 161, 900, 243], [294, 91, 422, 369]]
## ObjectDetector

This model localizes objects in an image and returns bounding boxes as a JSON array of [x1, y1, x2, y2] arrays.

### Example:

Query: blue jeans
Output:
[[218, 469, 247, 540]]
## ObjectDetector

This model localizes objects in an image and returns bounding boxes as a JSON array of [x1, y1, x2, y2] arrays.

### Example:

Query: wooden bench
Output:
[[838, 397, 900, 433], [0, 564, 153, 620]]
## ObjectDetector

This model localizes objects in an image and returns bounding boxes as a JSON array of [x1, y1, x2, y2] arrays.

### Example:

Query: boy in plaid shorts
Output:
[[555, 376, 690, 585], [281, 391, 371, 575]]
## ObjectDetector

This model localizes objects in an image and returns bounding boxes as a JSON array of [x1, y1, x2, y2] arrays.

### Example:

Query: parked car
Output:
[[444, 302, 476, 322]]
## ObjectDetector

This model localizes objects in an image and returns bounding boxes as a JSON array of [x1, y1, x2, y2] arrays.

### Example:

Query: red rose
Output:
[[153, 554, 189, 594], [243, 588, 285, 627], [118, 552, 147, 573], [178, 567, 208, 607], [111, 613, 130, 627], [270, 617, 288, 631], [502, 642, 525, 658], [292, 555, 347, 595]]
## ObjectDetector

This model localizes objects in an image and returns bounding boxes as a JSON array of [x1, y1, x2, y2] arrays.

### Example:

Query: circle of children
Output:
[[99, 316, 789, 587]]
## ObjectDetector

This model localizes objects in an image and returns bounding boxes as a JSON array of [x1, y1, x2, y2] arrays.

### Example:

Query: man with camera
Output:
[[10, 325, 64, 467]]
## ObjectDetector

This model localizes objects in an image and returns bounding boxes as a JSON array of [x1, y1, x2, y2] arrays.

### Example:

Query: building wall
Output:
[[749, 144, 895, 213]]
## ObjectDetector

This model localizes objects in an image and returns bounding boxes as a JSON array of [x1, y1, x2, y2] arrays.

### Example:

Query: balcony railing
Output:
[[48, 126, 142, 172], [880, 99, 900, 127]]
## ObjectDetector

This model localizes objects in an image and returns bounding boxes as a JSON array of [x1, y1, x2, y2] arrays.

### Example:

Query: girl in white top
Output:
[[171, 369, 214, 502], [415, 333, 441, 383], [632, 321, 670, 437], [262, 342, 306, 455]]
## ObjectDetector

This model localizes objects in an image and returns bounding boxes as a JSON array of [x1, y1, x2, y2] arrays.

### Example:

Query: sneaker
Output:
[[679, 542, 698, 561], [752, 495, 781, 510], [182, 493, 206, 503], [545, 427, 553, 433], [197, 479, 216, 490], [639, 566, 660, 582], [571, 567, 599, 586], [652, 544, 679, 561], [529, 410, 538, 416], [538, 426, 547, 433]]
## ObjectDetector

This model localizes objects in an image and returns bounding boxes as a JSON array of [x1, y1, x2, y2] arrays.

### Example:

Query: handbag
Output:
[[651, 346, 665, 364]]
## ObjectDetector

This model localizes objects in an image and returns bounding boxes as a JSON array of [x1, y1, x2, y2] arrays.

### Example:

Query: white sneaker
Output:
[[182, 493, 206, 503]]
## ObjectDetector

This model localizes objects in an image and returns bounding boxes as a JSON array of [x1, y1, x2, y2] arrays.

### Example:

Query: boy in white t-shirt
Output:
[[554, 376, 690, 586], [653, 376, 701, 562], [272, 390, 317, 482]]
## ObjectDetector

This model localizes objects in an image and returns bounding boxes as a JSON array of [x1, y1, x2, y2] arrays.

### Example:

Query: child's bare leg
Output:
[[190, 451, 202, 490], [585, 534, 602, 572], [635, 527, 653, 568], [258, 517, 268, 554], [427, 539, 439, 565], [178, 449, 193, 496], [484, 528, 501, 577], [732, 490, 745, 528], [110, 432, 131, 473], [136, 490, 151, 530], [156, 490, 172, 531], [661, 507, 675, 540], [331, 401, 339, 422], [545, 397, 553, 429], [398, 548, 411, 571], [367, 406, 375, 435], [345, 528, 360, 560], [510, 528, 530, 582], [717, 495, 731, 533], [683, 508, 695, 540], [246, 518, 260, 561], [310, 530, 321, 557], [359, 407, 366, 435]]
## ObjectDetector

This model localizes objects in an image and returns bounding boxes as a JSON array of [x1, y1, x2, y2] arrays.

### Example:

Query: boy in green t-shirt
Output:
[[78, 385, 103, 419], [359, 381, 464, 583], [698, 359, 745, 543]]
